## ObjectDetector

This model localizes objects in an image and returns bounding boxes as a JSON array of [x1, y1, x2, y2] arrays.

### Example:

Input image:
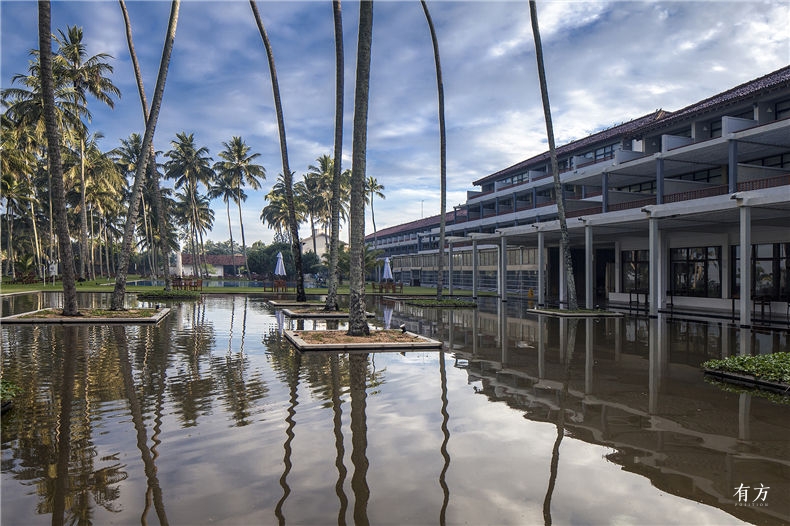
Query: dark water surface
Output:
[[2, 293, 789, 525]]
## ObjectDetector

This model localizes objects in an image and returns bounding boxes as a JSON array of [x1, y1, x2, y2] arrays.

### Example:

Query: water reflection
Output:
[[2, 294, 789, 525]]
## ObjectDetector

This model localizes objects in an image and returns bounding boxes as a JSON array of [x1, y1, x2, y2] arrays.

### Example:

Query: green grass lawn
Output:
[[1, 278, 487, 298]]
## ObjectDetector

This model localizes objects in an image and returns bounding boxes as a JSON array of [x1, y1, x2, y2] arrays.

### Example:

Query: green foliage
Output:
[[702, 352, 790, 384], [1, 380, 21, 402]]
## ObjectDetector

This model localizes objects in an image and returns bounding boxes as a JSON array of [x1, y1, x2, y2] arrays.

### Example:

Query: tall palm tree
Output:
[[327, 0, 345, 311], [165, 132, 214, 276], [111, 0, 180, 310], [208, 170, 244, 275], [38, 0, 78, 315], [296, 168, 327, 255], [250, 0, 306, 302], [213, 136, 265, 279], [421, 0, 447, 301], [261, 174, 306, 244], [54, 25, 120, 281], [364, 175, 384, 253], [119, 0, 173, 290], [528, 0, 577, 310], [348, 0, 374, 336]]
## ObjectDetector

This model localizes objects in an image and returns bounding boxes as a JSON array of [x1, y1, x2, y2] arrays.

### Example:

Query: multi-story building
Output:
[[365, 66, 790, 327]]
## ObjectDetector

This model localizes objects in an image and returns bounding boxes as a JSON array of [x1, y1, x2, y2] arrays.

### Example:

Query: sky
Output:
[[2, 0, 789, 247]]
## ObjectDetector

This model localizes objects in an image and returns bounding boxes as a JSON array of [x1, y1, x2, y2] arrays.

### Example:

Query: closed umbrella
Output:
[[383, 257, 393, 281], [383, 303, 393, 329], [274, 252, 286, 277]]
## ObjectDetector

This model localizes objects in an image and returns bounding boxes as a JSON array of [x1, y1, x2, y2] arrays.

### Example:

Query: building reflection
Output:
[[403, 300, 790, 525]]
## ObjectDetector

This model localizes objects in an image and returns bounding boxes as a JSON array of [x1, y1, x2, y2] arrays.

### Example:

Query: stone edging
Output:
[[284, 329, 443, 351], [703, 369, 790, 395], [1, 308, 171, 325]]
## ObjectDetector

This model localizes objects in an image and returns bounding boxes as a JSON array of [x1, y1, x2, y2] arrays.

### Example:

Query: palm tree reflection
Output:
[[275, 349, 301, 525], [349, 352, 370, 526], [330, 354, 349, 525], [438, 350, 451, 525]]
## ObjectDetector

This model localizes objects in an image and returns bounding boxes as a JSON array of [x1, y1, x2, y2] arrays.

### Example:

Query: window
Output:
[[622, 250, 649, 291], [670, 246, 721, 297], [731, 243, 790, 299]]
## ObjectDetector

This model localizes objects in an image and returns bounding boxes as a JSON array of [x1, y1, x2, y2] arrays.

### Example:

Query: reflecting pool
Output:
[[2, 294, 789, 525]]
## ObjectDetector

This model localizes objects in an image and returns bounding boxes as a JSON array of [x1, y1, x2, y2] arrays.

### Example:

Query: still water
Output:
[[2, 293, 789, 525]]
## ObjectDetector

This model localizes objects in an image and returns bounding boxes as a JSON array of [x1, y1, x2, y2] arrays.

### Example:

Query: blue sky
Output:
[[2, 0, 789, 246]]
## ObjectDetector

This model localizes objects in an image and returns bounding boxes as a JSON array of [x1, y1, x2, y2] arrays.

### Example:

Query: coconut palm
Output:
[[528, 0, 577, 310], [54, 25, 120, 281], [213, 136, 265, 278], [420, 0, 447, 301], [38, 0, 79, 314], [165, 132, 214, 276], [261, 174, 306, 241], [250, 0, 306, 301], [348, 0, 374, 336], [296, 168, 328, 255], [326, 0, 345, 312], [119, 0, 174, 290], [364, 175, 384, 252], [208, 170, 245, 276], [112, 0, 180, 310]]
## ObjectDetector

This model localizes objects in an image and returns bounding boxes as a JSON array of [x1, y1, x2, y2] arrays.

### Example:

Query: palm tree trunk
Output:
[[347, 0, 374, 336], [325, 0, 344, 312], [6, 211, 15, 280], [79, 139, 88, 280], [120, 0, 172, 291], [250, 0, 306, 302], [421, 1, 447, 301], [226, 200, 235, 276], [237, 198, 250, 280], [112, 0, 180, 309], [39, 0, 79, 314], [529, 0, 577, 310]]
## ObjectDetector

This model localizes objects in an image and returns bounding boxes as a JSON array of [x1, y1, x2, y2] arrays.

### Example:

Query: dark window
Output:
[[669, 246, 721, 297], [622, 250, 649, 291], [731, 243, 790, 299]]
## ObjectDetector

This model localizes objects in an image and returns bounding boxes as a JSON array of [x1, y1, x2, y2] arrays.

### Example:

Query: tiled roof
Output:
[[473, 65, 790, 187], [626, 65, 790, 138], [473, 110, 669, 186], [365, 208, 468, 240], [181, 254, 246, 266]]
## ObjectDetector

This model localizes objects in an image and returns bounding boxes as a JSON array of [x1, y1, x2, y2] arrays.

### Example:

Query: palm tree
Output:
[[348, 0, 374, 336], [364, 175, 384, 254], [111, 0, 180, 310], [420, 0, 447, 301], [528, 0, 577, 310], [261, 174, 306, 243], [326, 0, 345, 312], [119, 0, 174, 290], [208, 170, 244, 275], [213, 136, 265, 278], [296, 168, 328, 255], [250, 0, 306, 302], [165, 132, 214, 276], [38, 0, 78, 314], [54, 25, 120, 281]]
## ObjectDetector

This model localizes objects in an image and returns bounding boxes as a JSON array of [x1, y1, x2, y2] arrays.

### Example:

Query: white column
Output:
[[448, 242, 454, 296], [739, 206, 752, 327], [585, 318, 594, 394], [649, 218, 659, 317], [585, 223, 594, 309], [559, 250, 567, 307], [499, 235, 508, 302], [537, 232, 545, 307], [472, 239, 479, 299]]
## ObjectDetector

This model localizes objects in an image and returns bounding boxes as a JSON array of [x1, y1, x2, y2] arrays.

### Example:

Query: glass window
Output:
[[669, 245, 721, 297]]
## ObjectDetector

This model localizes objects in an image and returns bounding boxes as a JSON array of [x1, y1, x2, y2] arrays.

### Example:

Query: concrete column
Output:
[[739, 206, 752, 327], [585, 223, 594, 309], [472, 239, 479, 299], [499, 235, 508, 302], [728, 140, 739, 193], [538, 231, 545, 307], [448, 242, 454, 296], [739, 393, 751, 441], [537, 314, 546, 379], [559, 249, 567, 307], [614, 241, 621, 293], [656, 157, 665, 205], [601, 172, 609, 213], [649, 218, 659, 317], [585, 318, 594, 395]]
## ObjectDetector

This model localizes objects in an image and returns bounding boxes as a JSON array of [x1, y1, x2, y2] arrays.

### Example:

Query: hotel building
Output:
[[365, 66, 790, 327]]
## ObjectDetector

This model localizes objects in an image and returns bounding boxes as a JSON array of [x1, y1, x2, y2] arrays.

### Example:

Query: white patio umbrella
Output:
[[382, 257, 393, 281], [274, 252, 286, 276], [383, 303, 393, 329]]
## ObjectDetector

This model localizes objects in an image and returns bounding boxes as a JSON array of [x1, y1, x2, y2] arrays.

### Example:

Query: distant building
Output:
[[369, 66, 790, 327], [301, 232, 331, 257], [178, 254, 246, 277]]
